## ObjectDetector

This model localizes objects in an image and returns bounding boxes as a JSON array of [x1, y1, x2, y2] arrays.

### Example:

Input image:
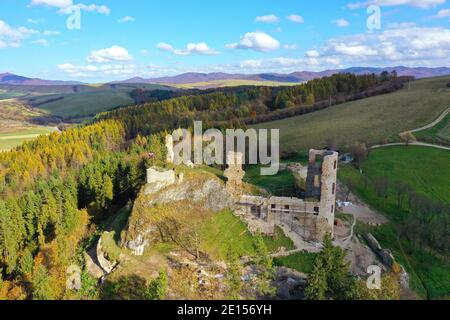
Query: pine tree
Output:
[[226, 248, 242, 300], [145, 270, 168, 300]]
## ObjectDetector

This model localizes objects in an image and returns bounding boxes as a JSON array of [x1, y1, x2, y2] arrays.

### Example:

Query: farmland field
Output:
[[252, 76, 450, 152], [0, 126, 57, 151]]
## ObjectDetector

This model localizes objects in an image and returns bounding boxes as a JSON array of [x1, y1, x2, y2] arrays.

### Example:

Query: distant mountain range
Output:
[[113, 66, 450, 84], [2, 66, 450, 86], [0, 72, 82, 86]]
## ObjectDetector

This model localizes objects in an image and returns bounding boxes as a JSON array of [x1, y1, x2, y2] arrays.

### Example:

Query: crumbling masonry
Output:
[[234, 149, 338, 241]]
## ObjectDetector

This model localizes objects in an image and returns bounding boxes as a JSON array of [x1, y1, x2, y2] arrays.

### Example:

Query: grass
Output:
[[252, 76, 450, 152], [166, 79, 300, 89], [32, 90, 135, 118], [199, 210, 294, 260], [0, 126, 57, 151], [273, 251, 317, 274], [338, 146, 450, 299], [339, 146, 450, 207], [244, 165, 296, 196], [0, 83, 171, 119], [414, 113, 450, 146]]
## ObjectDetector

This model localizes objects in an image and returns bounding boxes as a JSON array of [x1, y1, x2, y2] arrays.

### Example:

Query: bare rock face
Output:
[[122, 172, 234, 255]]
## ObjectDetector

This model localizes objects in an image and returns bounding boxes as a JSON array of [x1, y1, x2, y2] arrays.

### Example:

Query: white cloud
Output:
[[43, 30, 60, 36], [226, 32, 280, 52], [255, 14, 279, 23], [333, 19, 350, 27], [240, 57, 304, 70], [284, 44, 298, 50], [347, 0, 445, 9], [156, 42, 174, 52], [31, 1, 110, 15], [27, 18, 45, 24], [32, 38, 49, 46], [174, 43, 219, 56], [430, 9, 450, 18], [58, 3, 110, 15], [87, 45, 133, 63], [31, 0, 72, 8], [157, 42, 218, 55], [118, 16, 135, 23], [0, 20, 37, 48], [57, 62, 136, 78], [322, 25, 450, 67], [306, 50, 320, 58], [286, 14, 304, 23]]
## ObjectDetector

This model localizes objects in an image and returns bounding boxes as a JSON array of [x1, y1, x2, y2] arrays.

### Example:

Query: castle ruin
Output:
[[235, 149, 338, 241]]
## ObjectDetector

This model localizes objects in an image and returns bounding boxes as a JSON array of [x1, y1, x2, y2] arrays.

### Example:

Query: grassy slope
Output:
[[35, 90, 135, 118], [415, 113, 450, 147], [339, 146, 450, 299], [273, 251, 317, 274], [200, 210, 295, 260], [252, 76, 450, 152], [30, 83, 172, 118]]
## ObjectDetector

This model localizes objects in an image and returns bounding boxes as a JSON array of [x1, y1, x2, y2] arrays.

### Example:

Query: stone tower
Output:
[[165, 135, 174, 164], [224, 151, 245, 198], [306, 149, 338, 235]]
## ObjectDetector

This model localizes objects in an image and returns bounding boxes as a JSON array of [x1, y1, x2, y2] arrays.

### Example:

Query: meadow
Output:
[[414, 113, 450, 146], [199, 210, 295, 260], [252, 76, 450, 152], [339, 146, 450, 299]]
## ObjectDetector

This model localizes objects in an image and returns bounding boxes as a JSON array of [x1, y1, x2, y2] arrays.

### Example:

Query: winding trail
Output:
[[409, 107, 450, 134], [370, 141, 450, 151], [370, 107, 450, 151]]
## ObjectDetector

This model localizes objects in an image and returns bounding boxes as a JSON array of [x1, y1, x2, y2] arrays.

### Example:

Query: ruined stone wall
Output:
[[236, 149, 338, 242], [318, 151, 338, 233], [146, 168, 176, 185]]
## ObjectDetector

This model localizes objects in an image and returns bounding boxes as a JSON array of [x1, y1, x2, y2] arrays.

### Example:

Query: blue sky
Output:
[[0, 0, 449, 82]]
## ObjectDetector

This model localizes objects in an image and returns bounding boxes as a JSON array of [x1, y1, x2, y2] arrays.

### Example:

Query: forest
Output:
[[0, 72, 406, 299], [99, 72, 405, 138]]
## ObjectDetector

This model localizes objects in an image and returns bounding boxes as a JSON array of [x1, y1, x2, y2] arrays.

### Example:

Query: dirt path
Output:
[[370, 141, 450, 151], [370, 107, 450, 151], [409, 107, 450, 133]]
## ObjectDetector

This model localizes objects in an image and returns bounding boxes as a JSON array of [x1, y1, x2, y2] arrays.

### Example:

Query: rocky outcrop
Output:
[[97, 234, 118, 274], [122, 172, 234, 256], [365, 233, 395, 267]]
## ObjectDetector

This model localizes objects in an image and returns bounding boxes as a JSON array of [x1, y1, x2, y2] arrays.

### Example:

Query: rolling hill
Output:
[[114, 66, 450, 85], [0, 72, 82, 86], [252, 75, 450, 152]]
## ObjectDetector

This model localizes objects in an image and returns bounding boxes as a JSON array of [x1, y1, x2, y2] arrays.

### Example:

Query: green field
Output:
[[252, 76, 450, 152], [0, 126, 57, 151], [339, 146, 450, 299], [0, 83, 172, 119], [415, 113, 450, 146], [29, 83, 172, 118], [273, 251, 317, 274], [200, 210, 295, 260], [244, 165, 297, 196], [340, 146, 450, 207]]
